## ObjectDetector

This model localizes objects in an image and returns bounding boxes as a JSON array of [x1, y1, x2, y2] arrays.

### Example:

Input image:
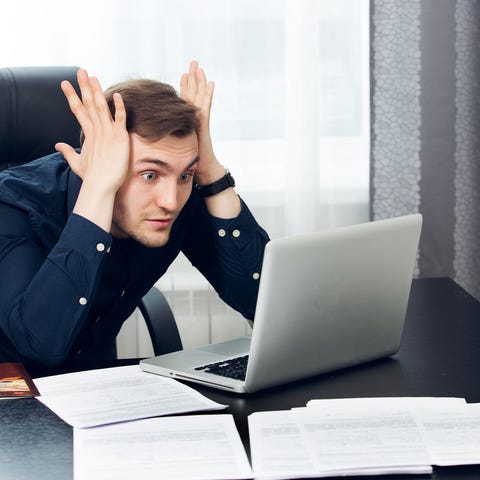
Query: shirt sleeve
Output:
[[181, 195, 270, 320], [0, 206, 112, 367]]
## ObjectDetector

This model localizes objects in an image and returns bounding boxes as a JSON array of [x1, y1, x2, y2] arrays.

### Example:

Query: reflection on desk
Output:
[[0, 277, 479, 480]]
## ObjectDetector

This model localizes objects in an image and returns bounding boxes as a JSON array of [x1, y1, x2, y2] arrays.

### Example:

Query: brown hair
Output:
[[81, 79, 199, 143]]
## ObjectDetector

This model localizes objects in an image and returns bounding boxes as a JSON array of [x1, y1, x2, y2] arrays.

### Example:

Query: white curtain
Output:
[[1, 0, 370, 353]]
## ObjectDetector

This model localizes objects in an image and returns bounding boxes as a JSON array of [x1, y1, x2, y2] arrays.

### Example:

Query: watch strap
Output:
[[195, 169, 235, 198]]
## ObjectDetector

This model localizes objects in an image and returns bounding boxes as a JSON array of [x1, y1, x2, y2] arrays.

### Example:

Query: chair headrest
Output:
[[0, 66, 81, 169]]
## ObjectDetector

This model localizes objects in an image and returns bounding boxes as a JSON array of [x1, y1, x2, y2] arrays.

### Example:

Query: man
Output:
[[0, 61, 269, 370]]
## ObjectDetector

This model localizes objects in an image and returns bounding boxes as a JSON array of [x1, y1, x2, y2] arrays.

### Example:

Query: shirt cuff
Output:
[[58, 213, 113, 259], [210, 198, 268, 248]]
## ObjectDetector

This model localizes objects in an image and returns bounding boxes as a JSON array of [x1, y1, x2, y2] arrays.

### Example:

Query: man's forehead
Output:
[[130, 133, 199, 169], [136, 156, 199, 172]]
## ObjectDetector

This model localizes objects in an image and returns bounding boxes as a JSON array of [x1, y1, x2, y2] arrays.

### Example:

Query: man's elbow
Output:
[[19, 334, 71, 368]]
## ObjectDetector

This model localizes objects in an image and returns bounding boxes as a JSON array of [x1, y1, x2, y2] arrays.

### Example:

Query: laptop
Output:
[[140, 214, 422, 393]]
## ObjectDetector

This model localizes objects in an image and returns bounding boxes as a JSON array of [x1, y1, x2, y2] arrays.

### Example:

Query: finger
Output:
[[180, 72, 189, 99], [112, 92, 126, 128], [205, 81, 215, 109], [55, 142, 79, 164], [76, 69, 100, 124], [196, 67, 207, 97], [89, 75, 113, 129], [189, 59, 198, 76], [186, 60, 198, 99], [60, 79, 93, 135]]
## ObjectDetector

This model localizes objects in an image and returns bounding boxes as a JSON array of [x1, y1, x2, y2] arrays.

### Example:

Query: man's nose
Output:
[[154, 179, 178, 212]]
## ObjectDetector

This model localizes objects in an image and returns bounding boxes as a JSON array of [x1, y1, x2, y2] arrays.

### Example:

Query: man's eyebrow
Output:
[[137, 156, 200, 171]]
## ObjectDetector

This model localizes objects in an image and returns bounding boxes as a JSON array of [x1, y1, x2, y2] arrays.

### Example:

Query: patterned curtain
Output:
[[370, 0, 480, 300]]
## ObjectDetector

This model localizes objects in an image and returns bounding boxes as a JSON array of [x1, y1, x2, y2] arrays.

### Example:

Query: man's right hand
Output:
[[55, 68, 130, 233]]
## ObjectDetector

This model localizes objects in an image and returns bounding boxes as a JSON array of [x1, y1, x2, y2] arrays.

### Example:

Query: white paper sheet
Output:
[[74, 414, 253, 480], [293, 400, 433, 474], [248, 408, 432, 479], [248, 410, 316, 480], [34, 365, 226, 428], [307, 396, 467, 409], [417, 403, 480, 466]]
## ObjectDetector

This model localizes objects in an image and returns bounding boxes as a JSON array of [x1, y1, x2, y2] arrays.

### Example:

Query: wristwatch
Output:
[[195, 169, 235, 198]]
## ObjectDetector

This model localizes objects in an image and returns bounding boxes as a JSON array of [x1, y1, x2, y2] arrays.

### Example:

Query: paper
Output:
[[34, 365, 226, 428], [293, 402, 432, 475], [417, 403, 480, 466], [307, 396, 467, 409], [249, 397, 468, 478], [74, 414, 253, 480], [249, 408, 433, 479], [248, 410, 320, 480], [249, 397, 480, 478]]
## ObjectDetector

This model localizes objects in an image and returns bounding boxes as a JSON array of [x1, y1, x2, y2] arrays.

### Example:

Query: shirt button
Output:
[[252, 272, 260, 280], [96, 243, 105, 252], [79, 297, 87, 305], [232, 229, 241, 238], [218, 229, 226, 237], [120, 289, 126, 297]]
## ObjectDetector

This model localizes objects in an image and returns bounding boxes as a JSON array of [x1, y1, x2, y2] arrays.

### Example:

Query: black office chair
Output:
[[0, 66, 182, 356]]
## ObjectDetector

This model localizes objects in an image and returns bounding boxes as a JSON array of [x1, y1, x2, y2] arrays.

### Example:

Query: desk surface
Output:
[[1, 277, 479, 480]]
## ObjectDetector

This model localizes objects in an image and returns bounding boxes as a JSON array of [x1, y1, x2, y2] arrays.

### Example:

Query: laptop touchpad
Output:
[[197, 337, 251, 356]]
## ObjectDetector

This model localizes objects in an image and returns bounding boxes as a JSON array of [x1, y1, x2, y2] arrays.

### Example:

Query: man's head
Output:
[[101, 79, 201, 248]]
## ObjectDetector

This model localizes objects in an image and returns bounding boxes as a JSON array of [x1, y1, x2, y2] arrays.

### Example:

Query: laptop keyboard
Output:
[[194, 355, 249, 381]]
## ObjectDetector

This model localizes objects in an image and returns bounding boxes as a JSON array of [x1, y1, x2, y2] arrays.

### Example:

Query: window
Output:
[[1, 0, 370, 351]]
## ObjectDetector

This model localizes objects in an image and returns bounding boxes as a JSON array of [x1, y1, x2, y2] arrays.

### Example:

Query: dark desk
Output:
[[1, 277, 479, 480]]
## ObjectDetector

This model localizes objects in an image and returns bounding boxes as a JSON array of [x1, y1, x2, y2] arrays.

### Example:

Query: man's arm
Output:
[[182, 194, 270, 320], [55, 69, 130, 233], [180, 61, 270, 319], [180, 61, 241, 219], [0, 69, 130, 367], [0, 202, 112, 366]]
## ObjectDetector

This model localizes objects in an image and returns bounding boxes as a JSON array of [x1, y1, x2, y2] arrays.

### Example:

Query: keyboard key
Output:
[[194, 355, 248, 381]]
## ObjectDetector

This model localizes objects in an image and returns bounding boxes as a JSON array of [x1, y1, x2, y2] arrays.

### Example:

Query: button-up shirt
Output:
[[0, 153, 269, 368]]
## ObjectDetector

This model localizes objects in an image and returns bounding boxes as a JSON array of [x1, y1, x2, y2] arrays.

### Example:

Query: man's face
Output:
[[111, 132, 199, 247]]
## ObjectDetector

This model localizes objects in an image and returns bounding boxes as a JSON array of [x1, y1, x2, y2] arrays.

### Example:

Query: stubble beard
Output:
[[111, 217, 175, 249]]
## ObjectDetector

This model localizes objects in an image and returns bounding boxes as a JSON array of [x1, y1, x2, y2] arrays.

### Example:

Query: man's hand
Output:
[[55, 68, 130, 194], [180, 61, 225, 185], [180, 61, 241, 218], [55, 68, 130, 233]]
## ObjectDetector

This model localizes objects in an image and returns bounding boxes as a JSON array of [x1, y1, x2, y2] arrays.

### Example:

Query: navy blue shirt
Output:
[[0, 153, 269, 368]]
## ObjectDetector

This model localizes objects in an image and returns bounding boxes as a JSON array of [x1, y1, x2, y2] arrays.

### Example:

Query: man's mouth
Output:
[[145, 218, 173, 228]]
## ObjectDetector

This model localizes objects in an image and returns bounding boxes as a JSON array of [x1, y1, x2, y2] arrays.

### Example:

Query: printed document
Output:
[[74, 414, 253, 480], [417, 402, 480, 466], [34, 365, 225, 428], [249, 397, 468, 478]]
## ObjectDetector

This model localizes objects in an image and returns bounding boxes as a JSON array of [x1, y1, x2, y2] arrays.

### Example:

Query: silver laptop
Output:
[[140, 214, 422, 393]]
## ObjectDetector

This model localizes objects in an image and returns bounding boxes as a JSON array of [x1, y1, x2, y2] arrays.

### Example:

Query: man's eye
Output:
[[141, 172, 157, 182], [179, 172, 193, 183]]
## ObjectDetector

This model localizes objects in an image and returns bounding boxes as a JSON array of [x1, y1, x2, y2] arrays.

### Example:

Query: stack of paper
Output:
[[34, 365, 253, 480], [249, 397, 480, 478], [33, 369, 480, 479]]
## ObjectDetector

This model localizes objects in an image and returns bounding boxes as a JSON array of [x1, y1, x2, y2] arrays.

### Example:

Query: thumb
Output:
[[55, 142, 77, 160], [55, 142, 78, 163], [55, 143, 83, 178]]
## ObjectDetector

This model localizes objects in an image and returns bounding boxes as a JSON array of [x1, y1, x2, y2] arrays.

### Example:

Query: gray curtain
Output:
[[370, 0, 480, 300]]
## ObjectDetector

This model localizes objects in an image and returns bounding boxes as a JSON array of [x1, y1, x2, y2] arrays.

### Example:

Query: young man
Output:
[[0, 62, 269, 370]]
